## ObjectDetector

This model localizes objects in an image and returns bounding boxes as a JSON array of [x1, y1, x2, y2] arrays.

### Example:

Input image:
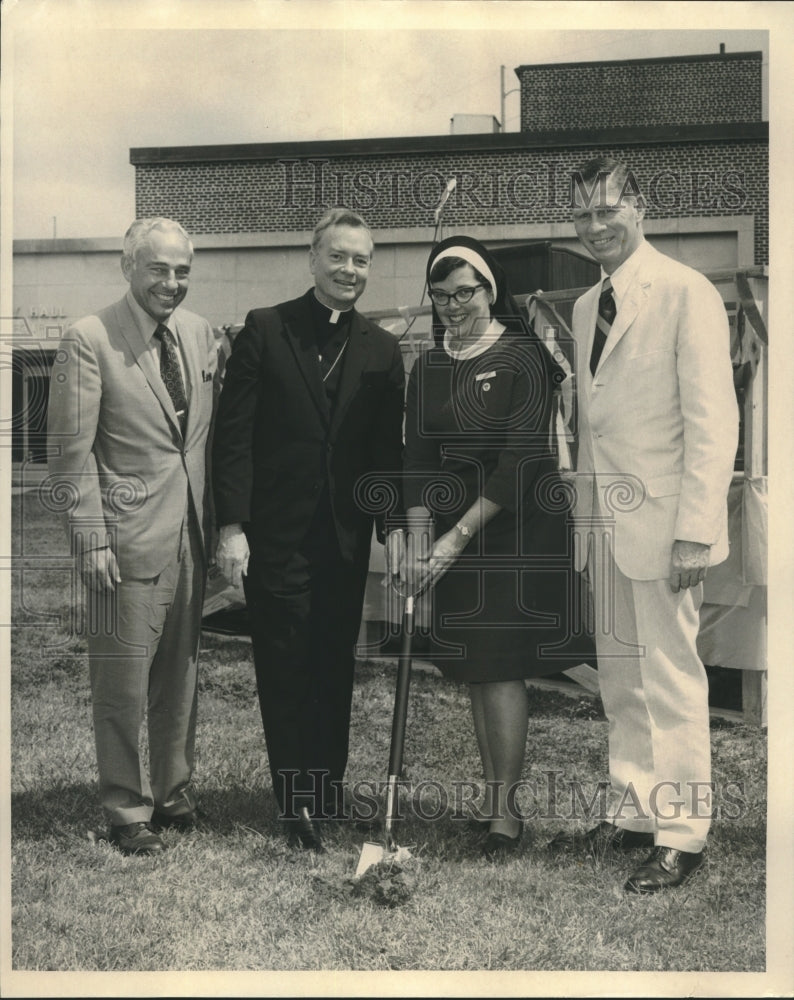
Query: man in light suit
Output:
[[47, 218, 217, 855], [212, 208, 404, 852], [550, 157, 739, 892]]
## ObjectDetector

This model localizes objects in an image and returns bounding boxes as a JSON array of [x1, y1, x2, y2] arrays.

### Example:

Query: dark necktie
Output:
[[154, 324, 188, 434], [589, 277, 616, 376]]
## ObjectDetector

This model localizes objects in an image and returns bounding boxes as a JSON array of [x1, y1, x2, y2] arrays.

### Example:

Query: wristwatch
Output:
[[454, 522, 472, 539]]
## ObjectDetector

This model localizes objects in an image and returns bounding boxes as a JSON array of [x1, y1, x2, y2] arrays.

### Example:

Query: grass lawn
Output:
[[9, 488, 768, 975]]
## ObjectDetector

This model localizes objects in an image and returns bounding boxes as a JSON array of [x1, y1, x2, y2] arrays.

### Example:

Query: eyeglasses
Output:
[[428, 284, 486, 306]]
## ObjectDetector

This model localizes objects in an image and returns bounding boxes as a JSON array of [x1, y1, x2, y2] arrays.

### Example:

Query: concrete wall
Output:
[[12, 217, 752, 342]]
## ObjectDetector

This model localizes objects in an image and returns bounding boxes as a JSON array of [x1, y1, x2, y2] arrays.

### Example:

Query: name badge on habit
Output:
[[475, 370, 497, 392]]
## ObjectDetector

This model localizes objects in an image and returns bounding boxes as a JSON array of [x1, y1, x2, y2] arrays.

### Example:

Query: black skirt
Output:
[[426, 503, 596, 683]]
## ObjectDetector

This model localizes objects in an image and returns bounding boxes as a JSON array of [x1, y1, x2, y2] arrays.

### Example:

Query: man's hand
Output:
[[216, 524, 250, 589], [79, 547, 122, 593], [400, 524, 433, 592], [385, 529, 404, 583], [669, 539, 710, 593]]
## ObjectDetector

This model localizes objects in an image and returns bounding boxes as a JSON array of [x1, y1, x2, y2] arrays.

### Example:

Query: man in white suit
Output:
[[550, 157, 739, 892], [47, 218, 217, 855]]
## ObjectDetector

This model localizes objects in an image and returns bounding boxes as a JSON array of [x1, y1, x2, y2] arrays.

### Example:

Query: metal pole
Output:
[[500, 65, 506, 133]]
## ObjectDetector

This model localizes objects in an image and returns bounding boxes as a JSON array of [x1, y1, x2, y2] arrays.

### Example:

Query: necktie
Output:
[[154, 324, 188, 434], [589, 278, 616, 376]]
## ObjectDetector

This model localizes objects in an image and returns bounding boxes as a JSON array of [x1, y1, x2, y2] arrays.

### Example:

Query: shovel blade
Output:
[[354, 842, 413, 877], [355, 841, 385, 877]]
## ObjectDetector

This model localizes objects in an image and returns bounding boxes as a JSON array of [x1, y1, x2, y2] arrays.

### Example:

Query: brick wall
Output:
[[517, 53, 763, 131], [134, 137, 768, 264]]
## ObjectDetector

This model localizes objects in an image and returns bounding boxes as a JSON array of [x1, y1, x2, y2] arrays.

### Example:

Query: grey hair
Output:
[[122, 217, 194, 263], [310, 207, 374, 254]]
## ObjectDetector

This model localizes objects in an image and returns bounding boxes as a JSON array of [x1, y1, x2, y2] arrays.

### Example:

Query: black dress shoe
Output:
[[624, 846, 705, 893], [286, 807, 326, 853], [109, 821, 165, 856], [482, 824, 523, 861], [548, 820, 654, 855], [152, 809, 198, 831]]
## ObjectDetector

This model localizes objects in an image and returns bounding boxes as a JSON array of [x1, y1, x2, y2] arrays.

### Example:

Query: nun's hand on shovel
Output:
[[424, 528, 468, 585]]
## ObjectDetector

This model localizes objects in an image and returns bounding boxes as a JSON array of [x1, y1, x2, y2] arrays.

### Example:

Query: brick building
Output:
[[517, 50, 763, 130], [11, 47, 768, 463], [125, 48, 767, 330]]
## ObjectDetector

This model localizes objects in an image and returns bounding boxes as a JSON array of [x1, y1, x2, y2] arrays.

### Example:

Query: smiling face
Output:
[[572, 172, 645, 274], [430, 263, 494, 342], [122, 228, 192, 322], [309, 224, 373, 310]]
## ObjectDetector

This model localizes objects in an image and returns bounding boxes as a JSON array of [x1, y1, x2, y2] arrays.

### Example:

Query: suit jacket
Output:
[[47, 294, 217, 578], [212, 289, 405, 582], [571, 241, 738, 581]]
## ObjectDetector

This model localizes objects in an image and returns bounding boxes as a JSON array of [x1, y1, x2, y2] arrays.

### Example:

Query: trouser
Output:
[[589, 538, 712, 853], [86, 510, 204, 826], [243, 514, 369, 819]]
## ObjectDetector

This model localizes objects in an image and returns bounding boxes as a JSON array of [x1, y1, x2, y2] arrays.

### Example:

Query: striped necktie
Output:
[[154, 324, 188, 434], [590, 277, 616, 376]]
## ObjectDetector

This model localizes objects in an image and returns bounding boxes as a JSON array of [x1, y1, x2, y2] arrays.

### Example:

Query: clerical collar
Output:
[[311, 289, 353, 327]]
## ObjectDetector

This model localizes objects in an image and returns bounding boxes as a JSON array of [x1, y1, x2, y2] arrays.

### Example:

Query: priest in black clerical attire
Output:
[[212, 208, 405, 851]]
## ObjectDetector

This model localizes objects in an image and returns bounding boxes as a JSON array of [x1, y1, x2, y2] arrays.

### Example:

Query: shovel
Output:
[[355, 584, 422, 877]]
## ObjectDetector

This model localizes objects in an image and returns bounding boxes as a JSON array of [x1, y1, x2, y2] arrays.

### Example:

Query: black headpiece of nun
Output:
[[425, 234, 567, 393], [426, 235, 528, 343], [426, 235, 560, 351]]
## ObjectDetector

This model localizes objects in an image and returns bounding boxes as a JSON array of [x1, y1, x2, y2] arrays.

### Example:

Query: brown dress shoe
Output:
[[624, 846, 705, 893], [109, 821, 165, 856], [548, 820, 654, 855]]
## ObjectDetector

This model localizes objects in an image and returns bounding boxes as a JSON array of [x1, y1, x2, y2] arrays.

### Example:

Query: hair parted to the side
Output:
[[310, 207, 374, 254], [122, 218, 194, 264], [574, 156, 646, 209]]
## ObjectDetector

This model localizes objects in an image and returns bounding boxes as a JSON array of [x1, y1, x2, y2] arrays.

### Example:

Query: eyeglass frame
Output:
[[427, 283, 488, 306]]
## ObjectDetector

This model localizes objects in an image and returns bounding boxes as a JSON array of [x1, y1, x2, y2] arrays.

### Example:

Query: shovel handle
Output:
[[387, 596, 414, 778]]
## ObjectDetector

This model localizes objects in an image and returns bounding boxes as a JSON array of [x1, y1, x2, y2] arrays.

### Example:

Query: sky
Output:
[[2, 0, 779, 240]]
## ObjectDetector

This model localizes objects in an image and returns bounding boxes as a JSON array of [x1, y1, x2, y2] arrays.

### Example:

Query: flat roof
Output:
[[515, 50, 763, 73], [130, 122, 767, 166]]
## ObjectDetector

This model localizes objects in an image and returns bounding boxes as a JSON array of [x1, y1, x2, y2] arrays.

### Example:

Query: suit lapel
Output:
[[592, 247, 656, 376], [594, 283, 645, 373], [282, 297, 331, 425], [331, 310, 370, 439], [116, 299, 183, 435], [577, 285, 600, 386], [173, 316, 200, 442]]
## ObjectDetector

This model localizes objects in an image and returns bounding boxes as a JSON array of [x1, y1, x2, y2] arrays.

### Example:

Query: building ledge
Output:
[[515, 49, 763, 74], [13, 237, 122, 254], [129, 122, 768, 166]]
